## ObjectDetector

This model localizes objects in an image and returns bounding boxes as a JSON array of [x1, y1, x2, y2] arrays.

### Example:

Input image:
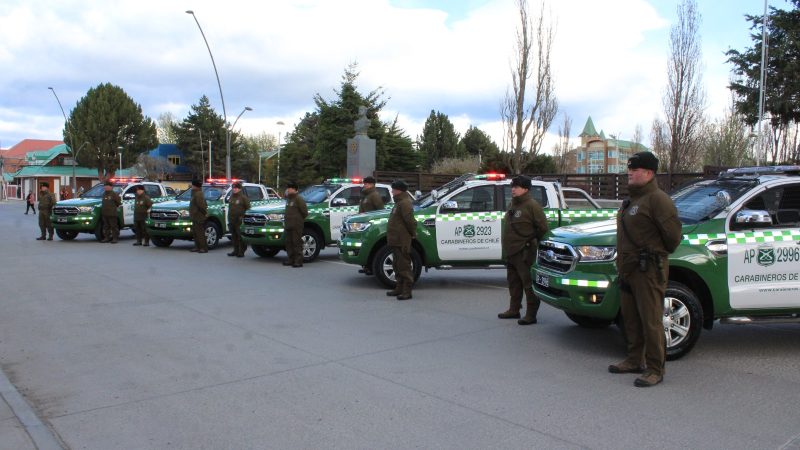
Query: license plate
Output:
[[57, 217, 67, 223], [155, 222, 167, 229], [535, 272, 549, 288], [244, 227, 255, 235]]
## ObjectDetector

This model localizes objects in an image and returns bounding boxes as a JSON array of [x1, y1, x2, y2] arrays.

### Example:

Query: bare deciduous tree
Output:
[[702, 94, 754, 167], [133, 154, 174, 181], [552, 112, 571, 173], [157, 112, 179, 144], [660, 0, 707, 175], [500, 0, 558, 174]]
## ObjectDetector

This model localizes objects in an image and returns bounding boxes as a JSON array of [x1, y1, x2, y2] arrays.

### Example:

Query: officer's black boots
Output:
[[497, 310, 521, 319]]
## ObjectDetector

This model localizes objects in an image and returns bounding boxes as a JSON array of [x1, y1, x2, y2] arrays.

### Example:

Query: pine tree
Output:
[[174, 96, 227, 179], [417, 110, 462, 169]]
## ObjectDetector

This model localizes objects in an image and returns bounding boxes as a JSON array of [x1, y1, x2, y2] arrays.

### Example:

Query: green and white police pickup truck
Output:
[[52, 177, 174, 241], [146, 179, 281, 250], [339, 173, 618, 288], [241, 178, 393, 261], [533, 166, 800, 360]]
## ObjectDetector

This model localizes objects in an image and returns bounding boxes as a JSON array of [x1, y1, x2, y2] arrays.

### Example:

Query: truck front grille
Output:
[[150, 210, 179, 221], [243, 214, 267, 225], [537, 240, 578, 273], [54, 206, 79, 216]]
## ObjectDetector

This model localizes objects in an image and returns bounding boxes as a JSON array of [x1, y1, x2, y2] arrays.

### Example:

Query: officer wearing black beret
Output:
[[189, 178, 208, 253], [609, 151, 682, 387], [359, 176, 384, 214], [386, 180, 417, 300], [227, 181, 251, 257], [283, 181, 308, 267]]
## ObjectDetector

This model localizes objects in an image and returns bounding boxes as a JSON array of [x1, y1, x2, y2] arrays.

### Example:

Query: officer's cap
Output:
[[104, 180, 113, 186], [363, 176, 376, 184], [286, 181, 299, 190], [191, 179, 202, 188], [232, 181, 243, 189], [510, 175, 532, 190], [40, 182, 49, 188], [391, 179, 408, 192], [134, 184, 145, 191], [627, 151, 659, 172]]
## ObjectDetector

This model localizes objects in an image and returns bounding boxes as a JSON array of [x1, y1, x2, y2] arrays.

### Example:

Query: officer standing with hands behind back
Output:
[[498, 175, 548, 325], [283, 181, 308, 267], [608, 151, 682, 388], [386, 180, 417, 300], [189, 179, 208, 253], [227, 181, 250, 257], [101, 181, 122, 244], [36, 183, 55, 240], [132, 185, 152, 246]]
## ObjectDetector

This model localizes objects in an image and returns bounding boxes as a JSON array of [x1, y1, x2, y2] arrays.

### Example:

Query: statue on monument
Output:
[[354, 105, 369, 136]]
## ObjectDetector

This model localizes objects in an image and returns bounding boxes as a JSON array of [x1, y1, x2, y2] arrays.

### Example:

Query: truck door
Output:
[[121, 186, 135, 225], [436, 185, 501, 261], [728, 183, 800, 309], [329, 186, 361, 242]]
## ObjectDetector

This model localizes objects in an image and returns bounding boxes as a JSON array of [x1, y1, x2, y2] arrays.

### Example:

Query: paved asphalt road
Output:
[[0, 201, 799, 450]]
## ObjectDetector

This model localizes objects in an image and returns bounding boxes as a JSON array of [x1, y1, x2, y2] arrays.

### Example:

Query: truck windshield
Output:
[[301, 185, 339, 204], [175, 185, 230, 202], [81, 184, 124, 198], [671, 179, 755, 224]]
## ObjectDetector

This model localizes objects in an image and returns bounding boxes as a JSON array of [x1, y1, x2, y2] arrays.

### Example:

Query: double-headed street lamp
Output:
[[186, 9, 238, 179]]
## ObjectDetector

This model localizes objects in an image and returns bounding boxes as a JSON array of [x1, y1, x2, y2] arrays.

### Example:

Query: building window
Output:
[[608, 150, 616, 159], [576, 151, 584, 161], [589, 151, 603, 160], [589, 163, 604, 173], [168, 155, 181, 166]]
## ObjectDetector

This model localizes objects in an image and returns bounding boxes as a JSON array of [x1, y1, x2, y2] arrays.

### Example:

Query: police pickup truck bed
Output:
[[533, 165, 800, 360], [340, 173, 617, 288]]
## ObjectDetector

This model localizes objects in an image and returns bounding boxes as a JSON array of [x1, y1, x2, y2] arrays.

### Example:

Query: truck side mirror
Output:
[[331, 198, 347, 207], [734, 209, 773, 227], [123, 193, 135, 200], [440, 201, 459, 212]]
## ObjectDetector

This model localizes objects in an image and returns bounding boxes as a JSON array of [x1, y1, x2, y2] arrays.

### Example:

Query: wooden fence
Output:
[[374, 169, 723, 201]]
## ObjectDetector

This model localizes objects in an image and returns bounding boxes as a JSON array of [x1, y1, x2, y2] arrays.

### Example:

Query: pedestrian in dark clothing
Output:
[[25, 191, 36, 214]]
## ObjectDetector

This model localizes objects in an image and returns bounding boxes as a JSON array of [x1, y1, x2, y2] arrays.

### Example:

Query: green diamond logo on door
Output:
[[757, 246, 775, 267]]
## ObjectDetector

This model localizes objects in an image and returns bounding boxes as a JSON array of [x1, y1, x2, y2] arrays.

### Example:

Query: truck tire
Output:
[[56, 229, 78, 241], [252, 245, 280, 258], [205, 221, 222, 249], [371, 245, 423, 289], [151, 236, 173, 247], [301, 227, 323, 262], [565, 313, 613, 329], [663, 281, 703, 361]]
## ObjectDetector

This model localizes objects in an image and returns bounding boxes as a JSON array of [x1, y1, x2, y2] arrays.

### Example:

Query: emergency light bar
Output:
[[205, 178, 244, 185], [326, 177, 362, 184], [109, 177, 143, 183], [473, 173, 506, 180]]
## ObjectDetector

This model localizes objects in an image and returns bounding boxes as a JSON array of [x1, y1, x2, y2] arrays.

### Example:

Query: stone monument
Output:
[[346, 106, 376, 179]]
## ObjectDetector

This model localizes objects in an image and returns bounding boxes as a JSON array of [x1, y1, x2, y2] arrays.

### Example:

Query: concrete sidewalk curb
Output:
[[0, 368, 64, 450]]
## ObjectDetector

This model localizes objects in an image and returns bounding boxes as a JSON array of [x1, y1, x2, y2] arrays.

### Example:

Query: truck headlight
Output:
[[77, 206, 94, 213], [576, 246, 616, 262], [267, 214, 284, 222], [347, 222, 371, 232], [176, 210, 189, 218]]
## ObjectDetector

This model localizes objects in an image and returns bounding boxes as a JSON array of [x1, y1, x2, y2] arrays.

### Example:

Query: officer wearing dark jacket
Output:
[[189, 179, 208, 253], [358, 176, 384, 213], [609, 152, 682, 388], [498, 175, 549, 324], [101, 181, 122, 243], [36, 183, 55, 240], [386, 180, 417, 300], [283, 181, 308, 267], [132, 185, 153, 246], [227, 181, 251, 257]]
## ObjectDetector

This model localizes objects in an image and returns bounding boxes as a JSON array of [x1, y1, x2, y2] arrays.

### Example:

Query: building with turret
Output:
[[566, 117, 649, 174]]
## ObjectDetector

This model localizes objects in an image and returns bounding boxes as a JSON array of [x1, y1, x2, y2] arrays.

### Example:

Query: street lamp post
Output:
[[228, 106, 252, 179], [185, 10, 230, 178], [48, 87, 80, 193], [276, 121, 285, 188], [117, 146, 124, 173]]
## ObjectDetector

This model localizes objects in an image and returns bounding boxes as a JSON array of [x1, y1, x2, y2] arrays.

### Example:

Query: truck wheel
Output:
[[664, 281, 703, 361], [565, 313, 613, 329], [205, 221, 221, 249], [371, 245, 423, 289], [56, 229, 78, 241], [151, 236, 173, 247], [252, 245, 280, 258], [94, 222, 105, 242], [301, 228, 323, 262]]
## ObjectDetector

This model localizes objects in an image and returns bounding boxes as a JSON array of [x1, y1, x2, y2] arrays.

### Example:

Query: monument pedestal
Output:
[[346, 135, 376, 179]]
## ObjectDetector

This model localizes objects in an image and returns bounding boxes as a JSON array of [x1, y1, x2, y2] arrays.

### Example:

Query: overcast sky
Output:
[[0, 0, 786, 153]]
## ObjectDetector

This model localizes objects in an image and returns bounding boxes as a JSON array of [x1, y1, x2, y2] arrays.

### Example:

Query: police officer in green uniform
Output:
[[227, 181, 251, 257], [189, 179, 208, 253], [36, 183, 55, 241], [386, 180, 417, 300], [132, 185, 152, 246], [498, 175, 549, 324], [359, 176, 384, 213], [608, 152, 682, 388], [283, 181, 308, 267], [101, 180, 122, 243]]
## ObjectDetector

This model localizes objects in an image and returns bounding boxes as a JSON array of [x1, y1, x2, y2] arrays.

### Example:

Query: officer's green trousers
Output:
[[391, 245, 413, 295], [506, 249, 539, 315], [620, 266, 668, 377]]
